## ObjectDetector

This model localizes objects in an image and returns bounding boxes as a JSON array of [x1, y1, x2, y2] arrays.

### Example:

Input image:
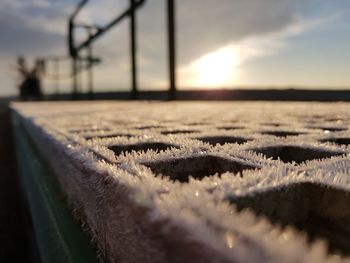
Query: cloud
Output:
[[0, 0, 76, 59], [0, 13, 64, 58], [178, 11, 346, 87], [176, 0, 300, 65]]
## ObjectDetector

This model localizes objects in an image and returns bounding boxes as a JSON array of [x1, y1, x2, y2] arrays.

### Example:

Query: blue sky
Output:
[[0, 0, 349, 96]]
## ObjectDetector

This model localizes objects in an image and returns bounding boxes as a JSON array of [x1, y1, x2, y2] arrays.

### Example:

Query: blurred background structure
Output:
[[0, 0, 349, 100]]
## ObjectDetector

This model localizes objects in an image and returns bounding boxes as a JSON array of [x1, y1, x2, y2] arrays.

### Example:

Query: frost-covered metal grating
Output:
[[12, 101, 350, 262]]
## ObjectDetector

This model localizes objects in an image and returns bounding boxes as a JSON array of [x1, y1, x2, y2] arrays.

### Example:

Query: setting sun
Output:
[[187, 47, 240, 88]]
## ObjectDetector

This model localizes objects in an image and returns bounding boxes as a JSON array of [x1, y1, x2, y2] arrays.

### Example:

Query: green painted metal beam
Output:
[[11, 112, 98, 263]]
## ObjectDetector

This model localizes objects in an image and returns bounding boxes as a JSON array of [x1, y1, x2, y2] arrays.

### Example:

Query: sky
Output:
[[0, 0, 350, 96]]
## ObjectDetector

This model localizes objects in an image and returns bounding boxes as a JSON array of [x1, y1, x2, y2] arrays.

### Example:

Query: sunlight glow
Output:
[[188, 47, 240, 87]]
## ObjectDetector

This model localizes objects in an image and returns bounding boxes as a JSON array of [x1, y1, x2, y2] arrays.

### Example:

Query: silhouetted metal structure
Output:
[[68, 0, 146, 99], [68, 0, 178, 100], [39, 55, 101, 99]]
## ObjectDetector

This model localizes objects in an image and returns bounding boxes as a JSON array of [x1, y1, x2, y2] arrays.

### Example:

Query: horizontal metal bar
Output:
[[74, 24, 102, 31], [41, 55, 100, 63], [41, 56, 70, 61]]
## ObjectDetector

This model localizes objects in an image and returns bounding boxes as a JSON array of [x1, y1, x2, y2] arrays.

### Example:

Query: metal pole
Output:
[[88, 29, 94, 100], [130, 0, 138, 99], [72, 57, 78, 99], [69, 0, 89, 99], [78, 58, 83, 94], [54, 59, 60, 98], [167, 0, 176, 100]]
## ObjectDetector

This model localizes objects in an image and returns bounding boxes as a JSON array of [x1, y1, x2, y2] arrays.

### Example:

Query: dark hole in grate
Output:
[[196, 136, 250, 146], [217, 126, 244, 130], [186, 122, 210, 126], [252, 145, 344, 164], [315, 127, 347, 132], [136, 125, 164, 130], [162, 120, 179, 123], [260, 123, 282, 127], [69, 128, 111, 134], [84, 134, 134, 140], [319, 138, 350, 146], [144, 155, 257, 182], [108, 142, 178, 156], [261, 131, 303, 137], [228, 182, 350, 256], [111, 120, 129, 125], [309, 114, 324, 119], [302, 119, 319, 124], [325, 117, 347, 122], [161, 130, 197, 135]]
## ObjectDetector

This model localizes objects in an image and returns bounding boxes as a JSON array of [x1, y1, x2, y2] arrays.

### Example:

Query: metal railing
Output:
[[39, 55, 101, 99], [68, 0, 177, 100], [69, 0, 147, 99], [40, 56, 68, 97], [40, 0, 177, 100]]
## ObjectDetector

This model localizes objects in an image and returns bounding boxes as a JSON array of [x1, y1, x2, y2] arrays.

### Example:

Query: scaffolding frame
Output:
[[68, 0, 177, 100]]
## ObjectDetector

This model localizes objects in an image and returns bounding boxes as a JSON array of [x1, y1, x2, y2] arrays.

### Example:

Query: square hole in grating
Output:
[[319, 138, 350, 146], [317, 127, 347, 132], [136, 125, 164, 130], [161, 130, 198, 135], [69, 128, 111, 134], [185, 122, 210, 126], [260, 123, 282, 127], [325, 117, 347, 122], [252, 145, 344, 164], [196, 136, 250, 146], [261, 131, 303, 137], [217, 126, 245, 130], [143, 155, 258, 182], [228, 183, 350, 255], [108, 142, 179, 156], [84, 134, 134, 140]]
